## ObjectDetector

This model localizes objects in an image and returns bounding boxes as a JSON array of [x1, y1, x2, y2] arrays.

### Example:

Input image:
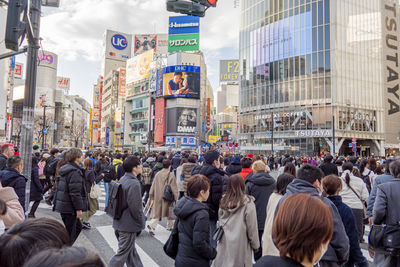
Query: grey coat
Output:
[[112, 172, 146, 233], [276, 179, 349, 266], [373, 179, 400, 225]]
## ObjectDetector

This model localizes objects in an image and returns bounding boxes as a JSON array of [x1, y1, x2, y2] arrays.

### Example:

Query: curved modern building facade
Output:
[[239, 0, 400, 156]]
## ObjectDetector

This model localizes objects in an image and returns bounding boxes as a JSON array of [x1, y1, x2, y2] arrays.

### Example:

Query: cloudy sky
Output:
[[26, 0, 240, 105]]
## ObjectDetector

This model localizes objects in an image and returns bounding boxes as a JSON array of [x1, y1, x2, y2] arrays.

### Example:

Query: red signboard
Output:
[[14, 63, 22, 79], [154, 98, 166, 144], [119, 69, 126, 97]]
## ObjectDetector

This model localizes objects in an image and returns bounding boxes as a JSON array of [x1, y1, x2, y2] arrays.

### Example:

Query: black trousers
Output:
[[142, 184, 151, 204], [28, 201, 40, 216], [255, 230, 263, 261], [42, 176, 53, 194], [61, 213, 82, 245]]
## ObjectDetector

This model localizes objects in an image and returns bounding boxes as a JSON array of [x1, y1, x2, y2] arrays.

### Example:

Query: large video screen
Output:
[[166, 107, 198, 134], [162, 65, 200, 98]]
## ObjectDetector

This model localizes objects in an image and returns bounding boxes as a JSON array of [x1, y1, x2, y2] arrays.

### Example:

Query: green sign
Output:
[[168, 33, 199, 52]]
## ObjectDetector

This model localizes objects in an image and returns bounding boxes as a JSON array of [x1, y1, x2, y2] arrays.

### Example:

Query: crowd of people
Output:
[[0, 141, 399, 266]]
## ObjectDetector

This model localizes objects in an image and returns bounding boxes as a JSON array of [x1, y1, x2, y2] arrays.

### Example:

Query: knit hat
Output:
[[231, 155, 241, 165]]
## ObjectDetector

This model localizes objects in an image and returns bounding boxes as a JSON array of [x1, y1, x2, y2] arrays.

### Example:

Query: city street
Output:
[[33, 172, 375, 266]]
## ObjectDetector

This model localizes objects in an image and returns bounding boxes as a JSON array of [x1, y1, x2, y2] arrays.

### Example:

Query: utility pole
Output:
[[22, 0, 42, 212], [42, 105, 46, 149], [271, 111, 274, 155]]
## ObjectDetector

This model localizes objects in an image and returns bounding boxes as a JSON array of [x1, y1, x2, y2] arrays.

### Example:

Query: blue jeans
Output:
[[104, 182, 109, 207], [209, 219, 217, 249]]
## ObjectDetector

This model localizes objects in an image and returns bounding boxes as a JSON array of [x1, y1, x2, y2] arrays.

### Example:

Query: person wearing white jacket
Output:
[[339, 162, 369, 242]]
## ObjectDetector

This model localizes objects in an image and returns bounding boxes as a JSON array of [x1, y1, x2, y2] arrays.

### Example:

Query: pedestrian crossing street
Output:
[[37, 183, 375, 266]]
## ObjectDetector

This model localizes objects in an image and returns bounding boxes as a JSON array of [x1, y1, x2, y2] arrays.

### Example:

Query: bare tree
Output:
[[34, 115, 53, 147], [70, 118, 88, 148]]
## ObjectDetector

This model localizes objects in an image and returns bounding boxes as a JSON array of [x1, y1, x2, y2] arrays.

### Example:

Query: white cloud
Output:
[[39, 0, 239, 101]]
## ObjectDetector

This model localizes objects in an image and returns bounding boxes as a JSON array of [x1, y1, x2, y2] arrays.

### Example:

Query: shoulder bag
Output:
[[163, 218, 179, 259], [369, 222, 400, 256], [90, 183, 102, 199], [213, 213, 233, 242], [162, 172, 175, 203]]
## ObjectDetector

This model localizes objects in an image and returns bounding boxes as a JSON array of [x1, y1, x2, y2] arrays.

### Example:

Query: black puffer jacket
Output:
[[191, 164, 224, 221], [55, 163, 88, 214], [0, 154, 7, 171], [174, 196, 217, 267], [245, 172, 276, 230]]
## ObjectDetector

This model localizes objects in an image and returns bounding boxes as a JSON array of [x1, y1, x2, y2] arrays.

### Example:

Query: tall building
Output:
[[239, 0, 400, 156], [0, 4, 9, 140], [102, 30, 132, 79]]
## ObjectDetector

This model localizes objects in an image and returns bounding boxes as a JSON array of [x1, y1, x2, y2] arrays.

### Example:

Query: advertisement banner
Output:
[[57, 77, 70, 92], [208, 135, 219, 144], [35, 87, 54, 109], [126, 50, 154, 84], [220, 60, 239, 82], [115, 107, 122, 133], [118, 68, 127, 98], [162, 65, 200, 98], [149, 69, 157, 93], [105, 30, 132, 61], [168, 33, 199, 52], [166, 107, 198, 134], [168, 15, 200, 35], [154, 98, 166, 143], [134, 34, 157, 55], [14, 63, 23, 79], [38, 51, 58, 70], [382, 0, 400, 146], [89, 108, 92, 139], [93, 85, 100, 108]]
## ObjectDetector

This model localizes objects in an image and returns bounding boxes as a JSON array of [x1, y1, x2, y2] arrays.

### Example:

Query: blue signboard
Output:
[[11, 56, 15, 70], [169, 15, 200, 35], [111, 34, 128, 50], [43, 128, 48, 134], [106, 127, 110, 146]]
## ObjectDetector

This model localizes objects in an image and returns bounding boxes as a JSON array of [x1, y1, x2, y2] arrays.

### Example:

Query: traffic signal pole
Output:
[[22, 0, 42, 212]]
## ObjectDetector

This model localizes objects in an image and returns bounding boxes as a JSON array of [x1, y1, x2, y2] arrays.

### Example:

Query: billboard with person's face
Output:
[[166, 107, 198, 134], [162, 65, 200, 98]]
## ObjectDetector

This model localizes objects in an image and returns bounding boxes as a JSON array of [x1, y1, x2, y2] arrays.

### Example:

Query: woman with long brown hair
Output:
[[81, 158, 99, 230], [211, 174, 259, 267]]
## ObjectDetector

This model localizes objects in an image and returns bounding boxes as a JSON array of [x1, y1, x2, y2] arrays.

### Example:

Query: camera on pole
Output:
[[5, 0, 27, 51], [166, 0, 217, 17]]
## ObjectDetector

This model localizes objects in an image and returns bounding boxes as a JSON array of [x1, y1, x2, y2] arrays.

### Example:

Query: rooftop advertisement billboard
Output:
[[162, 65, 200, 99]]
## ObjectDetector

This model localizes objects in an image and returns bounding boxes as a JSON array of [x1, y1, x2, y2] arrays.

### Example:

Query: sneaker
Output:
[[82, 222, 91, 230], [147, 225, 155, 236]]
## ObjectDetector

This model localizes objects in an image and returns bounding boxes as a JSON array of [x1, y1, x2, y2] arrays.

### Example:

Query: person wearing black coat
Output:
[[191, 150, 224, 249], [322, 175, 368, 267], [54, 148, 88, 245], [174, 175, 217, 267], [319, 154, 339, 176], [245, 160, 276, 261], [28, 156, 44, 218], [0, 156, 27, 211], [225, 155, 242, 176]]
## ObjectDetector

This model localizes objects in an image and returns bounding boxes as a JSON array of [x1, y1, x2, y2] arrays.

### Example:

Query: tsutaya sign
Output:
[[295, 130, 332, 138], [382, 0, 400, 145]]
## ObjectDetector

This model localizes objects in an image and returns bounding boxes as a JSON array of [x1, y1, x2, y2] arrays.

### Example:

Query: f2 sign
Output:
[[111, 34, 128, 50]]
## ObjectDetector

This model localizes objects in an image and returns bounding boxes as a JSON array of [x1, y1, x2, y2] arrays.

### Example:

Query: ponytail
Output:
[[345, 172, 351, 187]]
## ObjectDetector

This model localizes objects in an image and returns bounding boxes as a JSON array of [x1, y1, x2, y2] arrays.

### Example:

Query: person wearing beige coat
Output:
[[211, 195, 260, 267], [148, 161, 178, 232], [0, 183, 25, 229]]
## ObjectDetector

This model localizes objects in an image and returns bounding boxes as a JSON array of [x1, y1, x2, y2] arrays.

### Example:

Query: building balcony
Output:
[[129, 107, 148, 114]]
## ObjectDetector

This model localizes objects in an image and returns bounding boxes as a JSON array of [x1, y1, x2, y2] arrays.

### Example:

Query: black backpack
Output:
[[108, 163, 122, 182], [44, 158, 58, 177], [362, 171, 372, 193], [105, 181, 127, 220]]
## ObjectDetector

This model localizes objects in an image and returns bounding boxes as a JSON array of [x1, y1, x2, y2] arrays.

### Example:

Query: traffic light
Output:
[[166, 0, 217, 17], [167, 0, 206, 17], [5, 0, 27, 51], [65, 126, 72, 129]]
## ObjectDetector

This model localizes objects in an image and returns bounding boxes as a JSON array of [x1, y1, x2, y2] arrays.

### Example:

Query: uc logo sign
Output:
[[111, 34, 128, 50]]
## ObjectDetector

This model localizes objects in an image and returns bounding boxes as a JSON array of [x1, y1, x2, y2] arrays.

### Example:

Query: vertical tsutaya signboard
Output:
[[382, 0, 400, 146], [104, 30, 132, 61], [118, 68, 126, 98], [168, 15, 200, 52], [219, 60, 239, 82], [154, 98, 166, 144]]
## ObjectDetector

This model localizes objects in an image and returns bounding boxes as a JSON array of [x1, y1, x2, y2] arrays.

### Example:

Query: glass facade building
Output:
[[239, 0, 393, 156]]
